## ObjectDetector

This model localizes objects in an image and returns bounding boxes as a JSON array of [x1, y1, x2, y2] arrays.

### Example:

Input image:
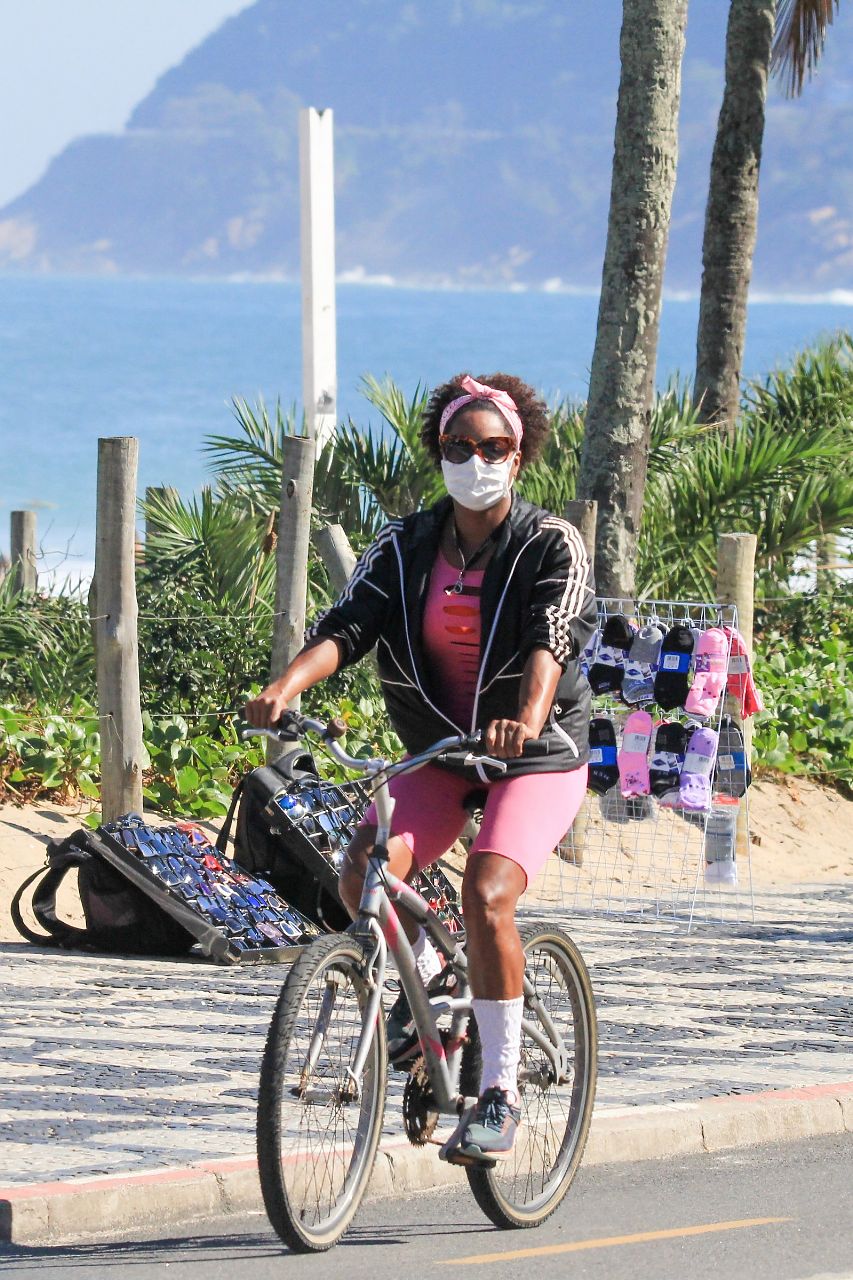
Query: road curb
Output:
[[3, 1081, 852, 1246]]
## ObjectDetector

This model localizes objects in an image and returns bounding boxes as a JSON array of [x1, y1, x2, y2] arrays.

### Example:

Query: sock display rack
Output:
[[526, 597, 758, 931]]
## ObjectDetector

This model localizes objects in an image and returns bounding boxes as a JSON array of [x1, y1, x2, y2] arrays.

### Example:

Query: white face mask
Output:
[[441, 454, 515, 511]]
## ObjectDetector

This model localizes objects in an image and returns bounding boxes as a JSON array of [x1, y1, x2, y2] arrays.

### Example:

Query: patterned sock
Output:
[[723, 626, 765, 717], [580, 628, 601, 681], [618, 710, 653, 797], [649, 721, 688, 797], [588, 716, 619, 794], [653, 625, 695, 710], [412, 927, 443, 985], [713, 715, 751, 798], [679, 727, 719, 811], [622, 624, 664, 704], [588, 615, 636, 696], [685, 627, 729, 719]]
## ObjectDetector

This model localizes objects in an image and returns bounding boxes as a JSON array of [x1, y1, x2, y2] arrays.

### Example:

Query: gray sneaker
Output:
[[385, 987, 419, 1068], [386, 967, 457, 1069], [446, 1088, 522, 1164]]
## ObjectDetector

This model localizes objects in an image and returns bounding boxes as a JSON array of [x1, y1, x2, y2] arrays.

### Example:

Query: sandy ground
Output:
[[1, 775, 850, 943]]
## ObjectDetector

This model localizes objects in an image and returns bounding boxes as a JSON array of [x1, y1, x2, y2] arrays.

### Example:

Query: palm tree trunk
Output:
[[577, 0, 688, 598], [694, 0, 776, 431]]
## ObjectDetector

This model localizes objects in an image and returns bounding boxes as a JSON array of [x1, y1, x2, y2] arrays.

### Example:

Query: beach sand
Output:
[[1, 775, 850, 944]]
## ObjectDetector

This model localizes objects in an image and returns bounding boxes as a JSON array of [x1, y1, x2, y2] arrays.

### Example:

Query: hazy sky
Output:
[[0, 0, 253, 208]]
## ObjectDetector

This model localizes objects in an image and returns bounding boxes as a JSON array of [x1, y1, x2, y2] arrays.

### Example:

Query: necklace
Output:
[[444, 523, 495, 595]]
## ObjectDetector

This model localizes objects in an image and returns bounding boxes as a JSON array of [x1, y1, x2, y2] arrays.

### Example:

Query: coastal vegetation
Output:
[[1, 336, 851, 813]]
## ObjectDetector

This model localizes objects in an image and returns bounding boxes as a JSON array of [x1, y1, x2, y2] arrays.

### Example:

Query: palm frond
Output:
[[516, 399, 585, 513], [771, 0, 840, 96], [140, 488, 278, 614]]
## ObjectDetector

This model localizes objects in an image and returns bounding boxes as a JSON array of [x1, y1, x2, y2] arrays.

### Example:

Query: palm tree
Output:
[[694, 0, 776, 433], [694, 0, 840, 430], [771, 0, 841, 93], [145, 333, 851, 613], [576, 0, 689, 597]]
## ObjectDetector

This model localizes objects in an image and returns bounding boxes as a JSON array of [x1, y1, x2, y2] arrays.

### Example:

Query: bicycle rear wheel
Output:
[[466, 923, 597, 1229], [257, 933, 388, 1252]]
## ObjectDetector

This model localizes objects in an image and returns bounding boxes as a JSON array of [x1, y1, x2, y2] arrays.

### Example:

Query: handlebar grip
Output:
[[325, 717, 347, 740], [275, 710, 303, 736], [521, 738, 550, 757]]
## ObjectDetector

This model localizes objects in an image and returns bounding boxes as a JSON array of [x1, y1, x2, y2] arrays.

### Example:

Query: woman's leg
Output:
[[448, 769, 589, 1159], [338, 826, 418, 938], [461, 853, 527, 999]]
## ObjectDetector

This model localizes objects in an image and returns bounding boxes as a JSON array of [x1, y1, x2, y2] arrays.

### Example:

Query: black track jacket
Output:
[[307, 495, 597, 781]]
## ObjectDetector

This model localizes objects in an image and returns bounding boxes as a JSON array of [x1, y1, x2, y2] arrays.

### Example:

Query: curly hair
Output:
[[420, 372, 550, 470]]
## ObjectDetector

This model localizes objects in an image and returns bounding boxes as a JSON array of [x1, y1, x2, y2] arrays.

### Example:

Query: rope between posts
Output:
[[10, 610, 296, 622], [7, 593, 850, 627]]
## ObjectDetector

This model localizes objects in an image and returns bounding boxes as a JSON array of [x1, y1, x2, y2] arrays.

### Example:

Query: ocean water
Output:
[[0, 275, 850, 582]]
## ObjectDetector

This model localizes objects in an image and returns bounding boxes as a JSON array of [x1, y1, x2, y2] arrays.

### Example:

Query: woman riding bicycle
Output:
[[246, 372, 596, 1164]]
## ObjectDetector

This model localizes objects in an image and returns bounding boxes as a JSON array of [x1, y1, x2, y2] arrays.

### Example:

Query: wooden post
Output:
[[315, 522, 356, 595], [300, 107, 337, 452], [144, 485, 178, 544], [93, 438, 145, 820], [563, 498, 598, 570], [10, 510, 37, 593], [716, 532, 757, 864], [269, 436, 315, 758]]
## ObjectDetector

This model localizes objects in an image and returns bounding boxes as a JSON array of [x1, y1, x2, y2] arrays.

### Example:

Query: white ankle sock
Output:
[[412, 928, 443, 985], [472, 996, 523, 1102]]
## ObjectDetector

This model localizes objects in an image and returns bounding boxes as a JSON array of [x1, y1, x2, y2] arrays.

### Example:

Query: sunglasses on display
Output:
[[439, 435, 516, 465]]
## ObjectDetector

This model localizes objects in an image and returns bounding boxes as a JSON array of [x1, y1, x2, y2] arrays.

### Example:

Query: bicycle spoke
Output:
[[257, 936, 388, 1251], [466, 926, 597, 1229]]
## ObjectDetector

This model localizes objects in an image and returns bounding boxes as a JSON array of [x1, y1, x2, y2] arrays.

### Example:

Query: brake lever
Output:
[[241, 727, 298, 743], [462, 753, 508, 773]]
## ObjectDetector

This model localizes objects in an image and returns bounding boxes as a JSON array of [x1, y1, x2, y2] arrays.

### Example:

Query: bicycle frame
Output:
[[244, 715, 570, 1112]]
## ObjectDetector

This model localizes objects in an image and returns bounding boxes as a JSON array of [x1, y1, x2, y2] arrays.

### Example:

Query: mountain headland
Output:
[[1, 0, 850, 292]]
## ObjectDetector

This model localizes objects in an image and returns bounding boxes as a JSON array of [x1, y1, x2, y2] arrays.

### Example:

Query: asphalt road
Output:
[[2, 1135, 851, 1280]]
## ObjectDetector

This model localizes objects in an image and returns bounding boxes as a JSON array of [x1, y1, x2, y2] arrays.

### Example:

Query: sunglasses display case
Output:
[[262, 776, 464, 935], [94, 814, 321, 964]]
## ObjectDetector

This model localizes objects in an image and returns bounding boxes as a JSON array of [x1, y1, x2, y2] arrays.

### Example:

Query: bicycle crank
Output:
[[402, 1055, 440, 1145]]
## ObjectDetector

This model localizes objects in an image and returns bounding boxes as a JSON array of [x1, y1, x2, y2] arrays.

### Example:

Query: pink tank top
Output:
[[422, 551, 485, 729]]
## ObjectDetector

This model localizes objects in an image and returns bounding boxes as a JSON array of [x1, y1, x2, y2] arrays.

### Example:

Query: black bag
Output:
[[217, 747, 351, 931], [12, 817, 319, 963], [11, 831, 196, 956], [218, 748, 464, 935]]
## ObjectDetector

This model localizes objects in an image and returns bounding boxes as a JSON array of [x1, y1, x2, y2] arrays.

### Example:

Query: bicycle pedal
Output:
[[438, 1146, 497, 1169]]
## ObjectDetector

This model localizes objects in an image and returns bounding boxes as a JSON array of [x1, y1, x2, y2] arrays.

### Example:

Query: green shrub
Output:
[[0, 699, 100, 803], [752, 584, 853, 794]]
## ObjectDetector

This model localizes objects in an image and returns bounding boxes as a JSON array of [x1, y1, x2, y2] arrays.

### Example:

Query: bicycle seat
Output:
[[462, 789, 487, 818]]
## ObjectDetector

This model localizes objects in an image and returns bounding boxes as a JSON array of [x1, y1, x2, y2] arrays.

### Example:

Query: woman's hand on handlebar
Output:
[[244, 682, 292, 728], [484, 718, 539, 759]]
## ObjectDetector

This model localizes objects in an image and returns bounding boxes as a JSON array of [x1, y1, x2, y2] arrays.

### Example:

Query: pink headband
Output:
[[438, 375, 524, 447]]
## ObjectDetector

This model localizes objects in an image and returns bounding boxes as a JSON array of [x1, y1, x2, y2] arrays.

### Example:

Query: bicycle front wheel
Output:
[[466, 923, 597, 1230], [257, 933, 388, 1252]]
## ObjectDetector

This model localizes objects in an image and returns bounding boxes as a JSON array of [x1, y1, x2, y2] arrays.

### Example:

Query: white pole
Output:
[[299, 107, 337, 452]]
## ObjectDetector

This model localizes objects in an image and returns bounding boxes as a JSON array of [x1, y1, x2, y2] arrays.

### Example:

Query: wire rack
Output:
[[523, 597, 755, 931]]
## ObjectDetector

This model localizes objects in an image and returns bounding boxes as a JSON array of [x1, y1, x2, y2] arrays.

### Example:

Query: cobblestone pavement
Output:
[[1, 884, 849, 1186]]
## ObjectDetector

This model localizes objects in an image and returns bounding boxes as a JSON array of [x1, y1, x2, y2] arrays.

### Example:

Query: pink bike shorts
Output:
[[361, 763, 588, 887]]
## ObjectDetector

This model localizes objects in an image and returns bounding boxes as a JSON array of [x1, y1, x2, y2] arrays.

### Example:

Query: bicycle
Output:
[[245, 711, 598, 1253]]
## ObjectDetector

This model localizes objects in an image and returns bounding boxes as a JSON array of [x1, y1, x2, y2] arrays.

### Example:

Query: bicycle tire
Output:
[[464, 922, 597, 1230], [257, 932, 388, 1252]]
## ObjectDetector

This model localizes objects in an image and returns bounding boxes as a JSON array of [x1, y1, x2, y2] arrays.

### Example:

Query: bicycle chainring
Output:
[[402, 1056, 440, 1146]]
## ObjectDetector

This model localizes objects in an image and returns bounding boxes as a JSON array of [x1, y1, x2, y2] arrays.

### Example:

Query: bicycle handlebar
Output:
[[240, 710, 549, 778]]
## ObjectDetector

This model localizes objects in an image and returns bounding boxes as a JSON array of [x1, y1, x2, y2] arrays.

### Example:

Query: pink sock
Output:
[[723, 626, 765, 717], [618, 710, 653, 797], [685, 628, 728, 719]]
